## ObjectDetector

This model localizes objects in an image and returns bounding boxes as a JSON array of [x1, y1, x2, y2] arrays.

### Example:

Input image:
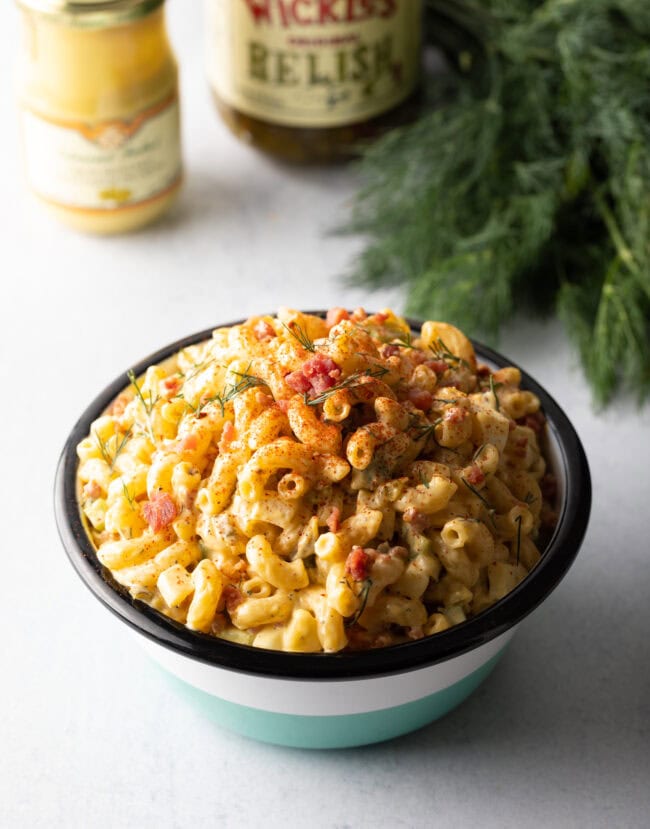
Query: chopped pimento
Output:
[[254, 319, 276, 340], [326, 307, 349, 328], [407, 388, 433, 411], [179, 433, 198, 451], [465, 464, 485, 486], [326, 506, 341, 533], [346, 546, 373, 581], [286, 354, 341, 396], [223, 584, 243, 612], [143, 491, 177, 533], [218, 421, 236, 453]]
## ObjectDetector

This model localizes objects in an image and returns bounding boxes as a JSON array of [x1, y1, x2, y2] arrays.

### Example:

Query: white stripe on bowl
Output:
[[137, 627, 516, 716]]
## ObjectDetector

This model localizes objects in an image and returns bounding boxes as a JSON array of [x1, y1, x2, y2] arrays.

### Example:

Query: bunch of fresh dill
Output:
[[345, 0, 650, 404]]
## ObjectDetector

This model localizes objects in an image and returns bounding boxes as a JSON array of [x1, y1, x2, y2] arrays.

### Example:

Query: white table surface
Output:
[[2, 4, 649, 828]]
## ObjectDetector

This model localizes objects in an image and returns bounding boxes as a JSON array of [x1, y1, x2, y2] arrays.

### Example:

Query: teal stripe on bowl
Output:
[[156, 651, 505, 749]]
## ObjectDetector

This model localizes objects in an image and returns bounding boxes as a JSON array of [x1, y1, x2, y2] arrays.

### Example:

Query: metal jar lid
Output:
[[16, 0, 165, 28]]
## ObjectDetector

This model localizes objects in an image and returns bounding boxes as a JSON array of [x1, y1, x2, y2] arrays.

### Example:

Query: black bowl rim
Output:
[[54, 313, 591, 680]]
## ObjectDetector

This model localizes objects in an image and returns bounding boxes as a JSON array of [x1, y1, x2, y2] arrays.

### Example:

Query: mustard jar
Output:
[[16, 0, 182, 234]]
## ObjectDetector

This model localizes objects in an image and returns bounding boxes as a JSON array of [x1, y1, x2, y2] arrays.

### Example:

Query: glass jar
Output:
[[17, 0, 182, 234], [206, 0, 423, 163]]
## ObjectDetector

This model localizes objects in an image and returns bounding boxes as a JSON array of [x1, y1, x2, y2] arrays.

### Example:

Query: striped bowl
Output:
[[54, 318, 591, 748]]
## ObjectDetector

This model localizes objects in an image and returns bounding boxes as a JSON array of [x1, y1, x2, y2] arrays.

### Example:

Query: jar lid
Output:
[[17, 0, 165, 28]]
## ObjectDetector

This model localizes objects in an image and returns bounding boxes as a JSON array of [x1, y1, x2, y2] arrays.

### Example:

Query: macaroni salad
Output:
[[77, 309, 557, 652]]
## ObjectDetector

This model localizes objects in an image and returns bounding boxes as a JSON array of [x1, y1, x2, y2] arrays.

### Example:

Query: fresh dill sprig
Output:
[[429, 338, 469, 369], [94, 425, 132, 470], [283, 321, 317, 353], [183, 357, 217, 384], [306, 366, 389, 406], [489, 375, 500, 411], [346, 579, 373, 628], [121, 480, 136, 511], [514, 514, 523, 565], [411, 417, 443, 443], [392, 332, 416, 350], [344, 0, 650, 405], [127, 370, 159, 416], [378, 326, 416, 349], [195, 366, 268, 417], [472, 443, 487, 462], [461, 477, 496, 525]]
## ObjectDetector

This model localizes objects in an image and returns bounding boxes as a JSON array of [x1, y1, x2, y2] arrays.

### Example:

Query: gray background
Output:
[[1, 3, 648, 827]]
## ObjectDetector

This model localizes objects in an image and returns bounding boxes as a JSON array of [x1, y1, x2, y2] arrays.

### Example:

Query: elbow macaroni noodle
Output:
[[77, 308, 557, 652]]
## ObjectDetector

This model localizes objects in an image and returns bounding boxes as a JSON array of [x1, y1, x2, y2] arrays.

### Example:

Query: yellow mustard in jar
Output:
[[17, 0, 182, 234]]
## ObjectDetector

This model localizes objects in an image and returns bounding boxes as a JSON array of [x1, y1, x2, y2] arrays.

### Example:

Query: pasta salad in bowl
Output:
[[55, 308, 590, 748]]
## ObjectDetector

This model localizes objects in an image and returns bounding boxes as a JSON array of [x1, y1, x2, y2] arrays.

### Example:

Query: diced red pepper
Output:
[[465, 464, 485, 485], [285, 369, 312, 394], [381, 344, 401, 358], [143, 492, 177, 533], [83, 480, 102, 499], [427, 360, 450, 375], [223, 584, 243, 612], [303, 354, 341, 393], [325, 307, 349, 328], [109, 392, 130, 417], [326, 506, 341, 533], [285, 354, 342, 397], [254, 320, 276, 341], [345, 546, 373, 581], [407, 388, 433, 411], [179, 433, 198, 451], [403, 507, 428, 532], [522, 411, 546, 433], [218, 421, 236, 453], [163, 377, 180, 394]]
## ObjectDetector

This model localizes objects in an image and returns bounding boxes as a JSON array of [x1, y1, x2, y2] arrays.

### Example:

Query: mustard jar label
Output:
[[21, 95, 182, 212], [207, 0, 422, 128]]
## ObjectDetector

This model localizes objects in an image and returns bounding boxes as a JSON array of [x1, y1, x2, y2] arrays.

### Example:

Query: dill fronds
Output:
[[514, 514, 523, 565], [94, 425, 132, 470], [462, 476, 497, 526], [346, 579, 373, 628], [429, 338, 470, 369], [196, 366, 269, 417], [306, 367, 389, 406], [283, 321, 317, 353], [489, 375, 500, 411], [122, 481, 136, 511], [127, 370, 159, 416], [344, 0, 650, 405]]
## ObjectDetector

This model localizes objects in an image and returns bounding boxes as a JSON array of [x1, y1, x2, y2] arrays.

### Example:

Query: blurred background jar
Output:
[[17, 0, 182, 234], [206, 0, 423, 163]]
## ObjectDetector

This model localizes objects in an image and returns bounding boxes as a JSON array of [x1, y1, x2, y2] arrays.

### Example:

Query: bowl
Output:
[[54, 315, 591, 749]]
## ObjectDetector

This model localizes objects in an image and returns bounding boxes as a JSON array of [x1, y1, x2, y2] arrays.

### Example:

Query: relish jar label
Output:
[[20, 95, 181, 211], [207, 0, 422, 128]]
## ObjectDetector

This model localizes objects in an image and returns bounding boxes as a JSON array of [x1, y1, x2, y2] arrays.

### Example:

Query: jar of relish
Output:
[[206, 0, 423, 163]]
